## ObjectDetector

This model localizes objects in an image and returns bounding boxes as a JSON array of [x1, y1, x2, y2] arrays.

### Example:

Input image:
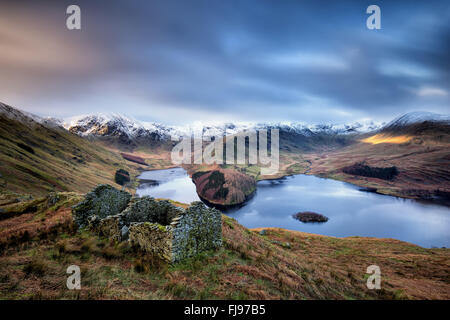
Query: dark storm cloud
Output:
[[0, 0, 448, 123]]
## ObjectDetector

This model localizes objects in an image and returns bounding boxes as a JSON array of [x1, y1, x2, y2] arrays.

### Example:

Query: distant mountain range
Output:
[[62, 113, 385, 142], [3, 101, 449, 149], [1, 101, 449, 201]]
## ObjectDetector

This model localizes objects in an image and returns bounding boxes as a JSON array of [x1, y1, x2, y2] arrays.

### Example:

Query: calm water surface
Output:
[[137, 168, 450, 248]]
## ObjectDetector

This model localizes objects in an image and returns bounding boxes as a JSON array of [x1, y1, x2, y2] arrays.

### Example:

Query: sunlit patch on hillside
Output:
[[361, 134, 412, 145]]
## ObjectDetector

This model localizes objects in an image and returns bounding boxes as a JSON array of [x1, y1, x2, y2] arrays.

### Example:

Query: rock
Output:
[[121, 225, 129, 240], [87, 215, 101, 230], [72, 184, 131, 228], [171, 201, 222, 262], [75, 185, 222, 263], [114, 169, 130, 186], [128, 201, 222, 263], [270, 240, 291, 249], [46, 193, 59, 207], [259, 229, 267, 236]]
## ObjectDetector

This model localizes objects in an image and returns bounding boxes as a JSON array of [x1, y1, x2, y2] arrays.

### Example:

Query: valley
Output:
[[135, 167, 449, 248], [302, 130, 450, 203], [2, 101, 449, 207], [0, 101, 449, 300]]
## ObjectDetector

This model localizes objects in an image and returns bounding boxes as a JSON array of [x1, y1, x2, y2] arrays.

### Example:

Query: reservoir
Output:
[[137, 168, 450, 248]]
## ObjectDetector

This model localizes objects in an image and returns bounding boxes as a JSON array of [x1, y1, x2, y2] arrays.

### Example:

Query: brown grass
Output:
[[292, 137, 450, 200], [0, 202, 448, 300]]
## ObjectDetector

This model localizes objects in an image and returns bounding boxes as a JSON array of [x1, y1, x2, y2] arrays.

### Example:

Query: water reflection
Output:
[[136, 168, 450, 248], [137, 167, 200, 204]]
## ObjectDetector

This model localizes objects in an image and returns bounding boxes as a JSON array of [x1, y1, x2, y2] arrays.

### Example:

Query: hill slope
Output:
[[0, 195, 448, 300], [302, 114, 450, 202], [0, 103, 136, 196]]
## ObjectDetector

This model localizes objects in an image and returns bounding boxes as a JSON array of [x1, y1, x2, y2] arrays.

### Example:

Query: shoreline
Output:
[[136, 166, 450, 208]]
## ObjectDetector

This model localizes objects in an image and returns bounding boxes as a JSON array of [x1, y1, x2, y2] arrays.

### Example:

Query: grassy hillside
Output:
[[302, 132, 450, 201], [0, 107, 140, 197], [216, 124, 450, 202], [0, 194, 448, 300]]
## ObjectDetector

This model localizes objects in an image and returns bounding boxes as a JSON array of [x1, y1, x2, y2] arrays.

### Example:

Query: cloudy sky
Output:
[[0, 0, 449, 124]]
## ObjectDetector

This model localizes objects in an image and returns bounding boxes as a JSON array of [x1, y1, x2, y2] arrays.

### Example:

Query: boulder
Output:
[[121, 225, 129, 240]]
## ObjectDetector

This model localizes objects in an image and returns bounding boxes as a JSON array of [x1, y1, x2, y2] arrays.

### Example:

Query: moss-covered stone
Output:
[[127, 201, 222, 262], [72, 184, 131, 228], [74, 185, 222, 263], [114, 169, 130, 186], [129, 222, 173, 261], [171, 201, 222, 262], [88, 214, 122, 241], [121, 196, 182, 226]]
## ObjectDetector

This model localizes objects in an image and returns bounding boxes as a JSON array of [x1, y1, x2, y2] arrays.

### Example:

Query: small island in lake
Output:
[[293, 211, 329, 223]]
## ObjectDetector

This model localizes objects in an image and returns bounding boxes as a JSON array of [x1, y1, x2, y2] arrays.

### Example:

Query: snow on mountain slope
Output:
[[63, 113, 175, 142], [0, 102, 42, 125], [384, 111, 450, 128], [0, 102, 65, 129], [10, 102, 448, 144], [64, 113, 384, 141]]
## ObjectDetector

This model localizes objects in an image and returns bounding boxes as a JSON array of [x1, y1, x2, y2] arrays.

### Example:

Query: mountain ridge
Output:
[[64, 113, 385, 140], [4, 101, 448, 143], [386, 111, 450, 128], [0, 102, 139, 196]]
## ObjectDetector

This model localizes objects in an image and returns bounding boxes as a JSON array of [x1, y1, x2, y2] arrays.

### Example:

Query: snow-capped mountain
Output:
[[378, 111, 450, 136], [0, 102, 66, 129], [5, 101, 448, 145], [63, 113, 176, 144], [384, 111, 450, 128], [0, 102, 44, 126], [64, 113, 384, 142]]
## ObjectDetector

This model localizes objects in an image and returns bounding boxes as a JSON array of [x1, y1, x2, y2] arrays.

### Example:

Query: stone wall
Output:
[[72, 184, 222, 263], [128, 222, 173, 262], [121, 197, 182, 226], [72, 184, 131, 228], [88, 214, 123, 241], [171, 202, 222, 262]]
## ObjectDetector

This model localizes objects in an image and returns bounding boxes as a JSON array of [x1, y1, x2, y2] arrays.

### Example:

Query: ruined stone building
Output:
[[72, 185, 222, 262]]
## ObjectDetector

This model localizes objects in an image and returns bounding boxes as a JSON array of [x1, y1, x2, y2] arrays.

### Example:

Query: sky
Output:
[[0, 0, 449, 125]]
